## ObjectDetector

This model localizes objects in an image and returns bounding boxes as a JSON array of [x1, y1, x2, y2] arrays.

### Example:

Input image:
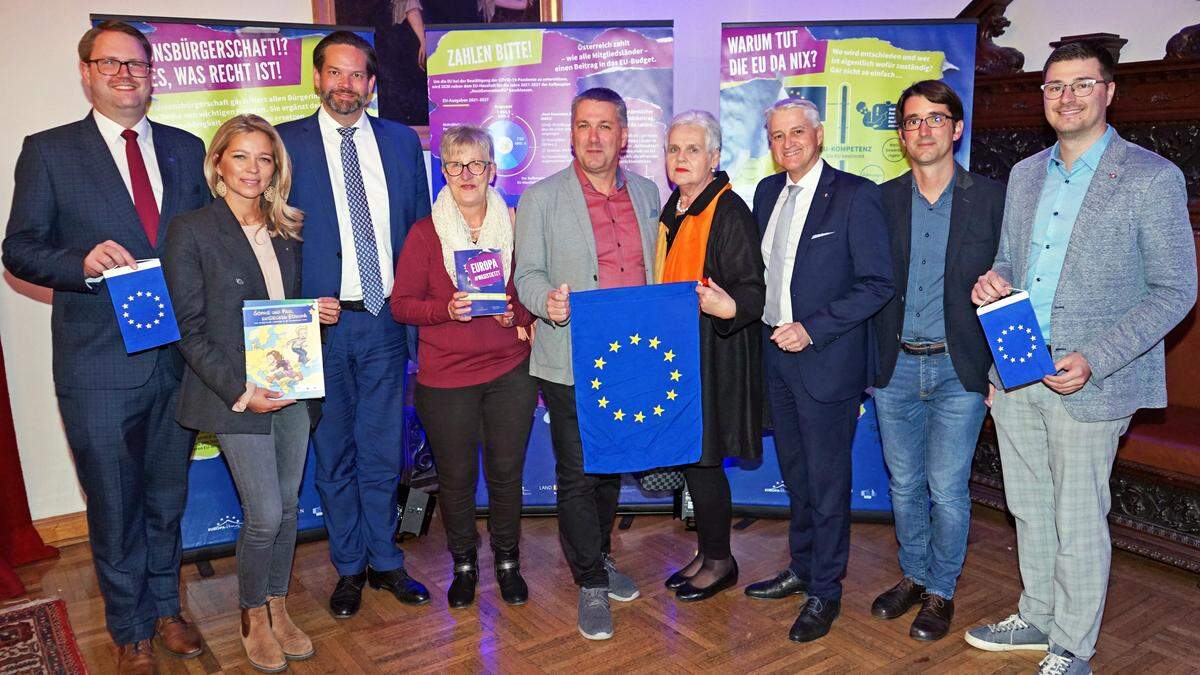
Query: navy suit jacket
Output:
[[753, 163, 894, 403], [276, 112, 430, 361], [2, 112, 208, 390]]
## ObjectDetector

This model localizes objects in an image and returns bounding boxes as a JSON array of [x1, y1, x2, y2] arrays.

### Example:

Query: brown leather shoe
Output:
[[267, 596, 315, 660], [155, 614, 202, 658], [870, 577, 925, 620], [241, 605, 287, 672], [910, 593, 954, 641], [117, 639, 158, 675]]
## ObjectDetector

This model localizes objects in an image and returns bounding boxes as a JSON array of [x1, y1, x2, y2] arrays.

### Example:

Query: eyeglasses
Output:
[[444, 160, 491, 177], [900, 113, 955, 131], [86, 58, 152, 78], [1040, 78, 1108, 100]]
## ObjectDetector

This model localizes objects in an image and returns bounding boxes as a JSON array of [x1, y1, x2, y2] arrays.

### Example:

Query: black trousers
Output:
[[685, 464, 732, 559], [415, 360, 538, 556], [539, 379, 621, 588]]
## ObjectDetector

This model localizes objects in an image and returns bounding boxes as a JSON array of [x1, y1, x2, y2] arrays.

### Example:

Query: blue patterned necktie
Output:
[[337, 126, 385, 315], [763, 184, 800, 326]]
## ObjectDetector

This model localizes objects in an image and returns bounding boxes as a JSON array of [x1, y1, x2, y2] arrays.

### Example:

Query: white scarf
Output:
[[432, 184, 513, 285]]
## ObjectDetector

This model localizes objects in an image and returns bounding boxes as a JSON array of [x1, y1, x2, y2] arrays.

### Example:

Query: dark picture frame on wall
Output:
[[313, 0, 562, 131]]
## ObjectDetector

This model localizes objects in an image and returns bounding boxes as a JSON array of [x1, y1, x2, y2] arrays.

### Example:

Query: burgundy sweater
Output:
[[391, 216, 534, 388]]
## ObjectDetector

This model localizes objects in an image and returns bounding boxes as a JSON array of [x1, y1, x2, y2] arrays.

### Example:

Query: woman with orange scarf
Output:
[[657, 110, 765, 602]]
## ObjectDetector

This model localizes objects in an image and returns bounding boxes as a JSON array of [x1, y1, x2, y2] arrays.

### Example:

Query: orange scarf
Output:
[[655, 183, 731, 284]]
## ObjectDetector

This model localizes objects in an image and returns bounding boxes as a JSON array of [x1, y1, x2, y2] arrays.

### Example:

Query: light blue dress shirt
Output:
[[1026, 125, 1115, 342], [901, 172, 955, 342]]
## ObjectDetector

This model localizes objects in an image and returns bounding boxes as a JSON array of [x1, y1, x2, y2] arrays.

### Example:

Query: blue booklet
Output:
[[242, 299, 324, 399], [976, 289, 1057, 389], [103, 259, 180, 354], [454, 249, 508, 316]]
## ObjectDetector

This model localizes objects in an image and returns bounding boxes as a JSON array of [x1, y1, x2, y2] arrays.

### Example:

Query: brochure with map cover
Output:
[[242, 299, 324, 399]]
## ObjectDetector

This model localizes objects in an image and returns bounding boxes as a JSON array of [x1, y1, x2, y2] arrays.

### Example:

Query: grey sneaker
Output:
[[1036, 646, 1092, 675], [603, 554, 640, 601], [578, 587, 613, 640], [963, 613, 1051, 652]]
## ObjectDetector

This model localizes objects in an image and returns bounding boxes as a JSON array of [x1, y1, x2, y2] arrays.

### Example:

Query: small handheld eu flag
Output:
[[103, 259, 180, 354], [977, 289, 1056, 389], [570, 282, 703, 473]]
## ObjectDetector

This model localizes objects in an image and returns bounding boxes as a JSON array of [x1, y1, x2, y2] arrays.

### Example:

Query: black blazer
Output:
[[2, 112, 207, 389], [872, 165, 1005, 395], [753, 163, 894, 403], [164, 199, 313, 434]]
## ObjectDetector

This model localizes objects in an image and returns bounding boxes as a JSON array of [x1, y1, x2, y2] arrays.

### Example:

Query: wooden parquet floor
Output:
[[11, 505, 1200, 674]]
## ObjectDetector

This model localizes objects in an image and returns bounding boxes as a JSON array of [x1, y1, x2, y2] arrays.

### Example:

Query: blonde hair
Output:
[[205, 115, 303, 240]]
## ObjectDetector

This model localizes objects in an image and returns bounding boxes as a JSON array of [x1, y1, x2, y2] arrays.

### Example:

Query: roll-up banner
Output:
[[719, 20, 977, 202], [92, 15, 377, 555], [425, 21, 675, 207]]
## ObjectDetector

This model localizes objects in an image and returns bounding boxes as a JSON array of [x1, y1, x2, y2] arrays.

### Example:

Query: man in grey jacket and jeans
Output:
[[966, 41, 1195, 674], [514, 87, 662, 640]]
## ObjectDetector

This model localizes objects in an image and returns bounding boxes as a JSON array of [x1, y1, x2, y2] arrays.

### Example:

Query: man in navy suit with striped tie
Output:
[[277, 31, 431, 618], [3, 21, 208, 674]]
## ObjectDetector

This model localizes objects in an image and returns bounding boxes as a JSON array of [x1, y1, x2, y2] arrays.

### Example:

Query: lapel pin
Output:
[[823, 192, 829, 198], [1108, 172, 1117, 179]]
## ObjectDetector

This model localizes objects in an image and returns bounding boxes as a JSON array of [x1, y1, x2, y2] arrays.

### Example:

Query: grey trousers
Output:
[[217, 403, 311, 608], [991, 382, 1131, 659]]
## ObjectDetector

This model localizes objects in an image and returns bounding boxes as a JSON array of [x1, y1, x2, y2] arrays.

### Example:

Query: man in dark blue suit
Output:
[[2, 21, 208, 673], [276, 31, 431, 618], [742, 98, 894, 643]]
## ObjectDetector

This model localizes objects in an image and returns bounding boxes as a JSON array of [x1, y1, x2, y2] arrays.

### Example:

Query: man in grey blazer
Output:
[[514, 87, 661, 640], [967, 42, 1196, 674]]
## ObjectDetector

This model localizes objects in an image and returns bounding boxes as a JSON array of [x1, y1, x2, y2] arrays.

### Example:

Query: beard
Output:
[[322, 88, 367, 115]]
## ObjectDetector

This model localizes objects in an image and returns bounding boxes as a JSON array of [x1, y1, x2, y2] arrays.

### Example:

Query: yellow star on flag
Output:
[[594, 356, 606, 369], [634, 411, 646, 423], [669, 369, 682, 382], [648, 336, 661, 349], [609, 341, 621, 353], [653, 405, 664, 416], [597, 397, 609, 408], [663, 349, 675, 362], [613, 409, 625, 421], [629, 333, 641, 345], [666, 389, 678, 401], [590, 378, 602, 390]]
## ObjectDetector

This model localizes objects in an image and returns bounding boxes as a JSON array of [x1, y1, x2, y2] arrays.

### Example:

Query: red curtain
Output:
[[0, 338, 58, 598]]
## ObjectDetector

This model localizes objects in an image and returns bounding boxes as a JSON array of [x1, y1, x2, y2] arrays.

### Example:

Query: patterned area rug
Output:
[[0, 598, 87, 674]]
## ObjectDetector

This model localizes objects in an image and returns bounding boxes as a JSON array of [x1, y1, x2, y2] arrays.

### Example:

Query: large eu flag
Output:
[[570, 282, 702, 473], [103, 259, 181, 354]]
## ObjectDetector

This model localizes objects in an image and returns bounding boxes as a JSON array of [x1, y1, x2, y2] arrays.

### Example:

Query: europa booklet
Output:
[[242, 299, 324, 399], [976, 289, 1057, 389], [454, 248, 508, 316]]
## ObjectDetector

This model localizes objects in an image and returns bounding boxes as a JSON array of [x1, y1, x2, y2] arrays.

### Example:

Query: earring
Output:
[[263, 185, 276, 203], [214, 179, 228, 197]]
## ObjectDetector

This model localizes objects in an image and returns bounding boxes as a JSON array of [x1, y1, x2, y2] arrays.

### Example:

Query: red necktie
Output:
[[121, 129, 160, 247]]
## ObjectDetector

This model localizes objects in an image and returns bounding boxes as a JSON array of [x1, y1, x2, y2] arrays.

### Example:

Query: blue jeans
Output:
[[872, 351, 986, 599]]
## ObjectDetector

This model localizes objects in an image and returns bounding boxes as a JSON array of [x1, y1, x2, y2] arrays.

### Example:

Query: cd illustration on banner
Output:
[[485, 115, 535, 175]]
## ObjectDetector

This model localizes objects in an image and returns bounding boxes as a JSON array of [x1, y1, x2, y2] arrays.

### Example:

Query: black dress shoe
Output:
[[871, 577, 925, 620], [744, 569, 807, 599], [447, 552, 478, 609], [675, 560, 738, 602], [330, 570, 367, 618], [494, 548, 529, 606], [909, 593, 954, 641], [367, 567, 431, 606], [788, 597, 840, 643]]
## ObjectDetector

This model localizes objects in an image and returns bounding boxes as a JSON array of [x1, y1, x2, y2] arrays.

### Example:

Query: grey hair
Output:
[[668, 109, 721, 155], [439, 124, 495, 162], [764, 97, 822, 129], [571, 87, 628, 127]]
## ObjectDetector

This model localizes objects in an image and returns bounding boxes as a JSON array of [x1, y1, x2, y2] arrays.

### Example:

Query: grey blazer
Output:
[[990, 133, 1196, 422], [514, 165, 663, 385]]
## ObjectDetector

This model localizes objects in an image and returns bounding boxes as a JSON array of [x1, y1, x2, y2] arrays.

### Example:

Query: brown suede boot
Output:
[[267, 596, 315, 660], [240, 605, 287, 672]]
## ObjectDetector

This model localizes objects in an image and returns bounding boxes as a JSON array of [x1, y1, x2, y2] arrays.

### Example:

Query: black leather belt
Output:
[[339, 299, 368, 312], [900, 341, 947, 356]]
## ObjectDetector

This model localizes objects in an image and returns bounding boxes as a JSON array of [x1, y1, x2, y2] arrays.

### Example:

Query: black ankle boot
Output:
[[447, 551, 478, 609], [493, 548, 529, 606]]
